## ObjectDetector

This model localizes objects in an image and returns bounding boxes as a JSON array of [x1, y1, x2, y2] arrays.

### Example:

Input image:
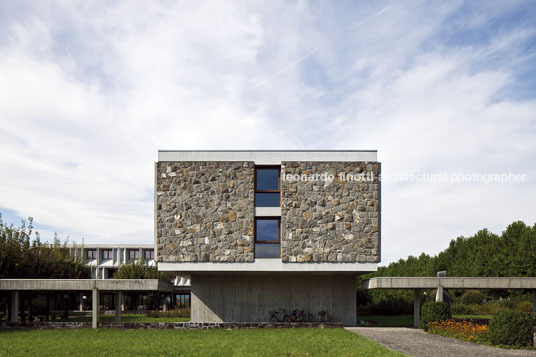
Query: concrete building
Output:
[[68, 244, 190, 310], [155, 150, 381, 325], [69, 244, 156, 280]]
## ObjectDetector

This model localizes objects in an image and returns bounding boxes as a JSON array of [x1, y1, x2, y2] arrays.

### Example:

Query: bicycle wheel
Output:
[[283, 315, 291, 323], [270, 316, 278, 323]]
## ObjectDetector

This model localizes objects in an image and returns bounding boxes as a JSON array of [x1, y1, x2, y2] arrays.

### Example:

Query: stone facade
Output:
[[280, 161, 380, 263], [156, 160, 380, 264], [155, 161, 255, 262]]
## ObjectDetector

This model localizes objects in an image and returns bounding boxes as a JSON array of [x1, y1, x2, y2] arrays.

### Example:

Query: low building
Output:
[[68, 244, 190, 310]]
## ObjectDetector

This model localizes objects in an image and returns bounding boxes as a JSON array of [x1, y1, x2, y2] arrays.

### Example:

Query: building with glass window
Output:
[[69, 244, 157, 279], [68, 244, 191, 311], [155, 150, 381, 325]]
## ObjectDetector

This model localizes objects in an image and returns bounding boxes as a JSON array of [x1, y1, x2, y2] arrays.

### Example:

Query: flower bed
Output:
[[427, 319, 488, 344]]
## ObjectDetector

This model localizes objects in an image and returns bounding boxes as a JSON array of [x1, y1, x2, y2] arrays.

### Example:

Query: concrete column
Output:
[[413, 289, 421, 329], [92, 288, 99, 329], [115, 291, 122, 323], [10, 291, 19, 323], [435, 285, 444, 302], [79, 293, 84, 312], [532, 290, 536, 314]]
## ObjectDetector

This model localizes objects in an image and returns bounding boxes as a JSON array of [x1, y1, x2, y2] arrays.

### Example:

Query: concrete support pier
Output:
[[413, 289, 421, 328], [191, 274, 357, 325], [115, 291, 122, 323], [92, 288, 99, 329], [10, 291, 19, 323]]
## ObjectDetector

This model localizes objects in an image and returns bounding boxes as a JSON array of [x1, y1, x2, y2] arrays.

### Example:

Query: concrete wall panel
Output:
[[191, 274, 356, 325]]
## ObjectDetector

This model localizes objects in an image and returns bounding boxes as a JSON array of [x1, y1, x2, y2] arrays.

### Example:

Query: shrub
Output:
[[461, 291, 484, 305], [467, 302, 501, 315], [427, 319, 488, 343], [515, 301, 532, 313], [146, 308, 190, 318], [451, 303, 475, 315], [359, 298, 413, 315], [420, 301, 450, 330], [487, 310, 533, 347]]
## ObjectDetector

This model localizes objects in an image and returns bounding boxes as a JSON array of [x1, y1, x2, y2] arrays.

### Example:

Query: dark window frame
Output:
[[86, 249, 97, 260], [255, 166, 281, 207], [255, 166, 281, 193], [101, 249, 113, 260], [128, 249, 140, 260], [144, 249, 154, 260], [254, 217, 281, 244]]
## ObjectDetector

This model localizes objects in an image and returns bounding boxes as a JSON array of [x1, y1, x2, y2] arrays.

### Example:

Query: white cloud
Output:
[[0, 1, 534, 264]]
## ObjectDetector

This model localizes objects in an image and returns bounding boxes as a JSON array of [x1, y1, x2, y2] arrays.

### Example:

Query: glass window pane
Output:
[[256, 219, 279, 242], [255, 243, 280, 258], [256, 168, 279, 191], [255, 193, 280, 207]]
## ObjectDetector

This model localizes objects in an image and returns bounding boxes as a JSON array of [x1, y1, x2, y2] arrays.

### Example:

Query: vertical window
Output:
[[144, 249, 154, 260], [255, 167, 280, 207], [102, 249, 112, 260], [86, 249, 97, 260], [128, 249, 140, 260], [255, 217, 280, 258]]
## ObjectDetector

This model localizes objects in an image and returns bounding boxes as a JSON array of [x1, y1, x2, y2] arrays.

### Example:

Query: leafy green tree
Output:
[[0, 215, 90, 279], [113, 258, 171, 280]]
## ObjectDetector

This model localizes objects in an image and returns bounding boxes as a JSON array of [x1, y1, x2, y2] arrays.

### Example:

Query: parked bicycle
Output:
[[293, 309, 314, 322], [318, 310, 328, 322], [269, 309, 291, 323]]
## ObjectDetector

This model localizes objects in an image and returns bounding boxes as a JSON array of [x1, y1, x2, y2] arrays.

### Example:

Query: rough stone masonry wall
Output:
[[155, 161, 255, 262], [280, 161, 380, 263]]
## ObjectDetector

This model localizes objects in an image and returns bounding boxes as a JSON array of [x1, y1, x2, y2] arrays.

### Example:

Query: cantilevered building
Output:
[[155, 150, 380, 325]]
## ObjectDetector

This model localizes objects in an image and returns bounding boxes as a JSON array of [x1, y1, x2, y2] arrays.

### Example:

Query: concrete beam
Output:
[[10, 291, 19, 323], [159, 261, 377, 274], [363, 277, 536, 290], [413, 289, 421, 329], [0, 279, 173, 292], [157, 150, 378, 165], [92, 288, 99, 329]]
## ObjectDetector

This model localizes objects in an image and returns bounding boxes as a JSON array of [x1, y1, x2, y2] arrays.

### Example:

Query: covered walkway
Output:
[[0, 279, 174, 328], [362, 277, 536, 328]]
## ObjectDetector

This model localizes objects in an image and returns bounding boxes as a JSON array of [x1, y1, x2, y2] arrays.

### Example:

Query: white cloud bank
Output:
[[0, 1, 534, 263]]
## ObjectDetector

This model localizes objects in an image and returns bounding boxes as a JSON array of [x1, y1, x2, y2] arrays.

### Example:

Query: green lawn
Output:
[[0, 328, 403, 356], [57, 313, 190, 323]]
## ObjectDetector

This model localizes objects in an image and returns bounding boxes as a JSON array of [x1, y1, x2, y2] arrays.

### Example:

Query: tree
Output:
[[0, 215, 90, 279]]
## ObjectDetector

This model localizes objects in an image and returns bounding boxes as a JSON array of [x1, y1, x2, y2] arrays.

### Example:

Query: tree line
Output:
[[0, 215, 90, 279], [360, 221, 536, 303]]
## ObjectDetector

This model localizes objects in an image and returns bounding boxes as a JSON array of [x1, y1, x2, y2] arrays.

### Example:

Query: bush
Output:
[[358, 298, 413, 315], [420, 301, 450, 330], [467, 302, 501, 315], [146, 308, 190, 318], [461, 291, 485, 305], [451, 303, 475, 315], [515, 301, 533, 313], [487, 310, 533, 347]]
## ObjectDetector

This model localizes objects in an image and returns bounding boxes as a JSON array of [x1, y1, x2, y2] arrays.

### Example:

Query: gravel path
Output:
[[346, 327, 536, 357]]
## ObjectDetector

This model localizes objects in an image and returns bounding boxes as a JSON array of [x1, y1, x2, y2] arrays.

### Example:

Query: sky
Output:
[[0, 0, 535, 265]]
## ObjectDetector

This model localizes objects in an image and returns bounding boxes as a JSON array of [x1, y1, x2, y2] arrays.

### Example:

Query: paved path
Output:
[[346, 327, 536, 357]]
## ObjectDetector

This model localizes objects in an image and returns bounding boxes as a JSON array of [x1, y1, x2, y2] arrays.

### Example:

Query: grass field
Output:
[[57, 313, 190, 323], [0, 328, 402, 356]]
